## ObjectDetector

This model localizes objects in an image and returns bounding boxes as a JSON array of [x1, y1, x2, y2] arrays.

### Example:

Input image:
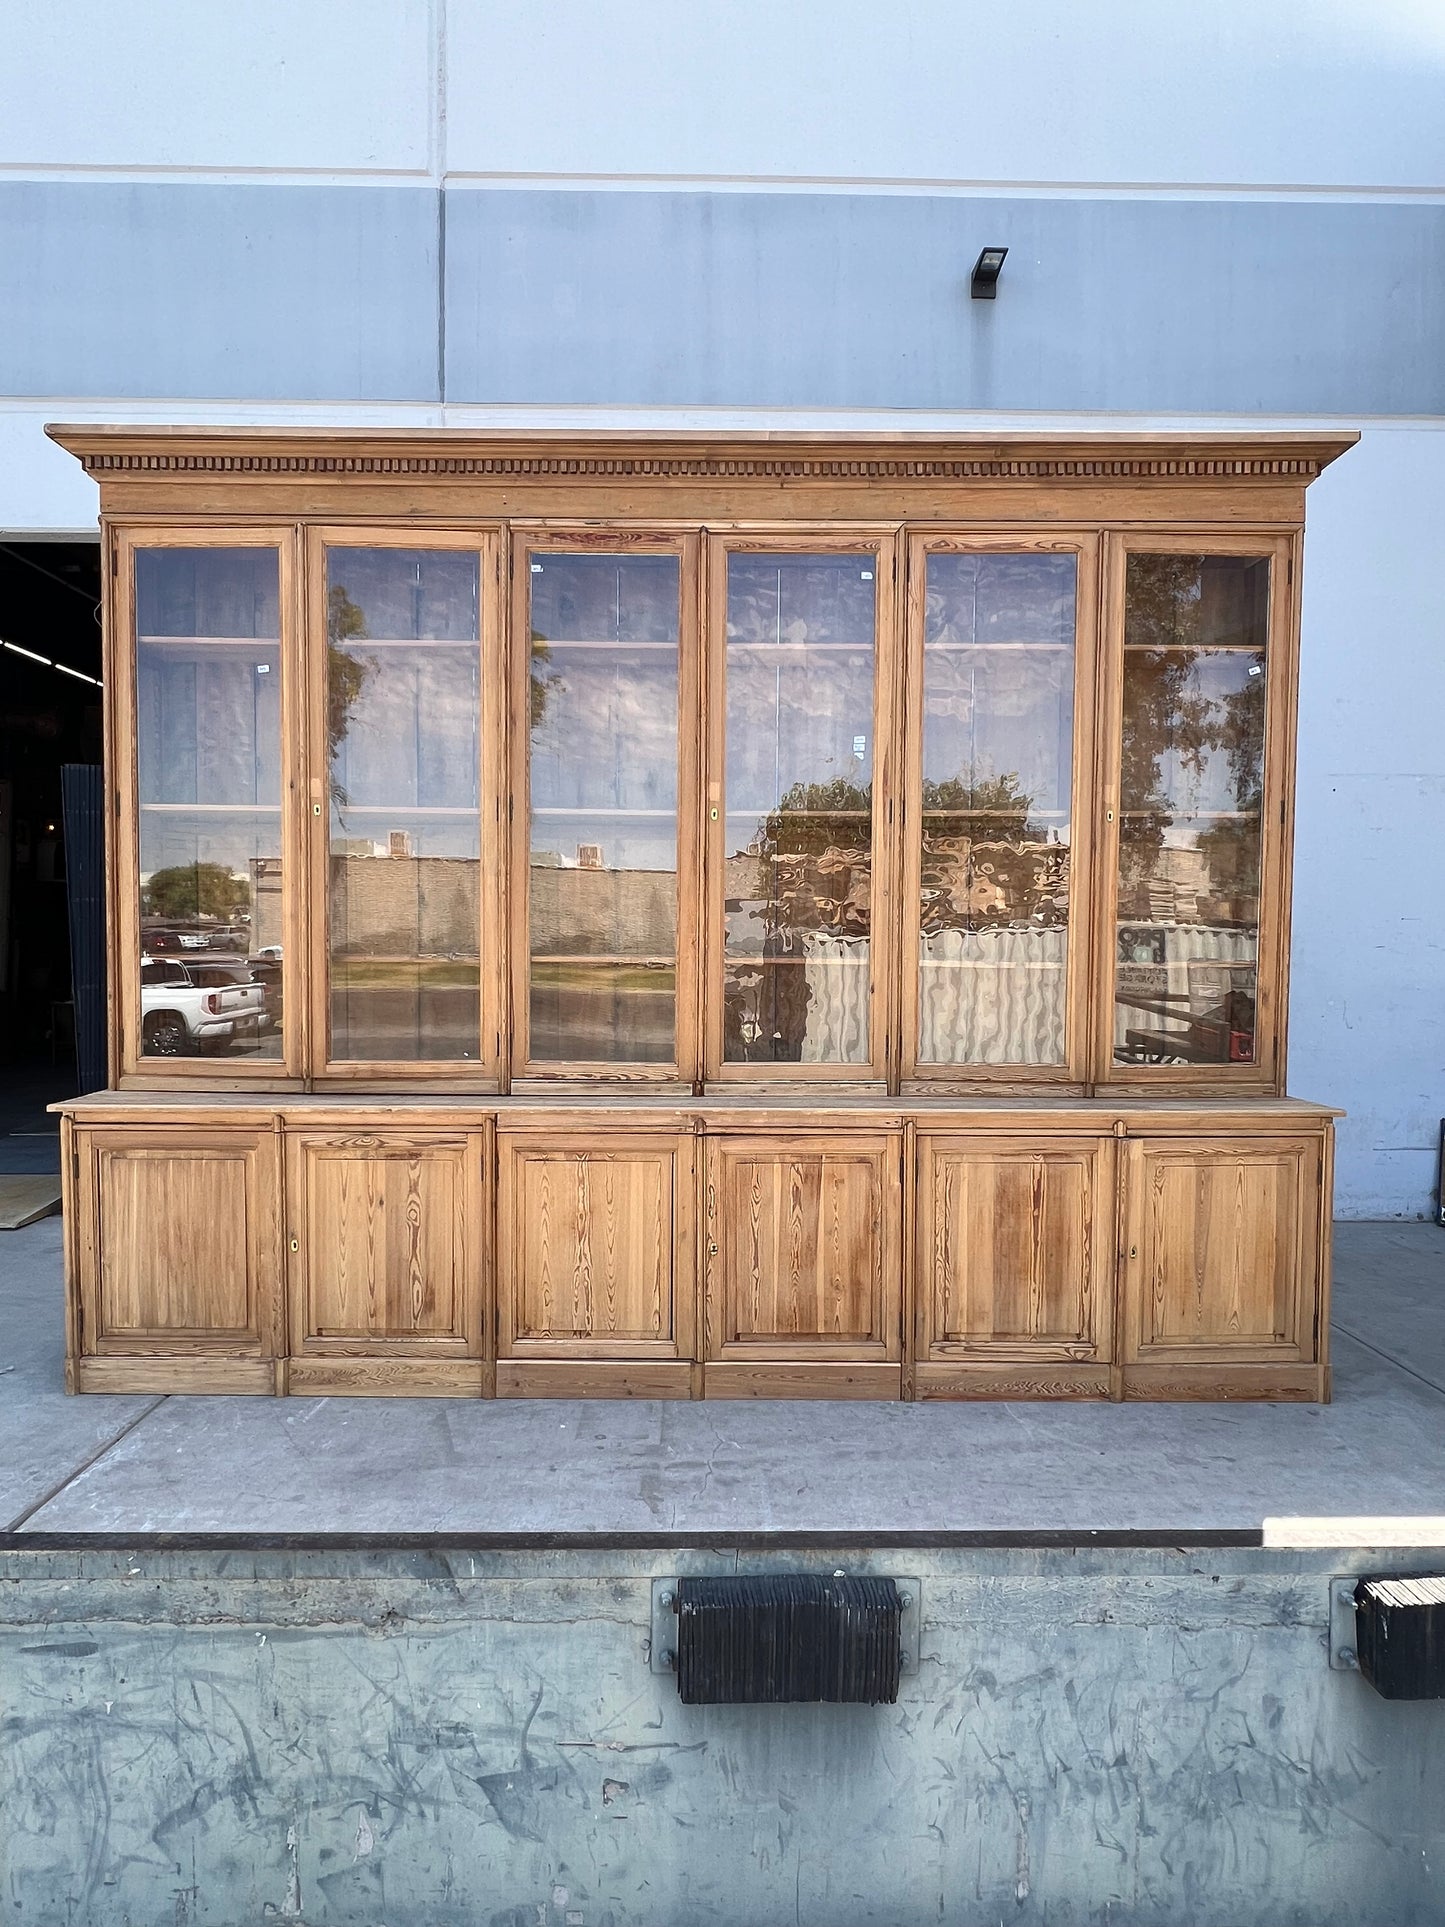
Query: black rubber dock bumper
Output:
[[674, 1574, 902, 1705], [1356, 1575, 1445, 1698]]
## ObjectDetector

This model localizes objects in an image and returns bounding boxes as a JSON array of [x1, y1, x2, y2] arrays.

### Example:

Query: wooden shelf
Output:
[[533, 638, 676, 652], [727, 640, 874, 652], [332, 637, 478, 650], [924, 639, 1071, 652], [140, 801, 279, 814], [533, 806, 675, 817], [334, 804, 478, 816], [138, 634, 278, 649]]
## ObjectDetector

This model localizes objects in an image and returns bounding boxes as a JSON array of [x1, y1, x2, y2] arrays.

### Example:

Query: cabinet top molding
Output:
[[46, 425, 1357, 485]]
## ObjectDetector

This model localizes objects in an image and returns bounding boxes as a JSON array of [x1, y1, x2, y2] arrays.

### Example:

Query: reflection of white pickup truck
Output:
[[139, 958, 267, 1055]]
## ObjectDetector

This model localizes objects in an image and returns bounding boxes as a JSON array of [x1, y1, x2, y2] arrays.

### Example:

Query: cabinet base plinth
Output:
[[1122, 1362, 1323, 1402], [704, 1362, 902, 1400], [497, 1359, 694, 1399], [286, 1358, 489, 1398], [915, 1363, 1112, 1400], [74, 1356, 280, 1396]]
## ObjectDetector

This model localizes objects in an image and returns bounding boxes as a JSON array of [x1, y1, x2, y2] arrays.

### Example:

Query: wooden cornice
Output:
[[45, 425, 1358, 485]]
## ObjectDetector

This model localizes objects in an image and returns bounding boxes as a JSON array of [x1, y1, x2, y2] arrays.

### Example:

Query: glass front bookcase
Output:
[[110, 518, 1298, 1096]]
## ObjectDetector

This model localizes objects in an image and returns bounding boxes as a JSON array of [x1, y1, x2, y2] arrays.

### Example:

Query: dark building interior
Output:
[[0, 540, 102, 1150]]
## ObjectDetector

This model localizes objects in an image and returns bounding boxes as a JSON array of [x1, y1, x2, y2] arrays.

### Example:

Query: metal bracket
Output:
[[1329, 1577, 1360, 1670], [649, 1576, 922, 1677]]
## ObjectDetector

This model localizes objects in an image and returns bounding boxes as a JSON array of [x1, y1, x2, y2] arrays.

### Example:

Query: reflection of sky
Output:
[[137, 647, 280, 806], [922, 654, 1072, 815], [136, 548, 279, 638], [139, 815, 277, 882], [725, 555, 876, 829], [529, 557, 680, 874], [925, 553, 1075, 646], [530, 554, 678, 642], [331, 648, 480, 813], [921, 554, 1076, 822], [328, 549, 478, 641], [1126, 649, 1265, 839]]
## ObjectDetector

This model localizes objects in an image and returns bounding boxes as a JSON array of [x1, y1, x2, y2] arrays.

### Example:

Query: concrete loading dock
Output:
[[4, 1215, 1445, 1924]]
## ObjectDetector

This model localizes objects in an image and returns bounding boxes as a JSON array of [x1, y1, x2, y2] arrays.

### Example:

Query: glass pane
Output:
[[326, 548, 481, 1061], [135, 548, 283, 1060], [918, 552, 1076, 1066], [723, 553, 876, 1064], [1115, 553, 1270, 1067], [528, 553, 679, 1063]]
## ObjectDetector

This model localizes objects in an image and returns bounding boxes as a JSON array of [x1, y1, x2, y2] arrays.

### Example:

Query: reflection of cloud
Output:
[[532, 658, 680, 809]]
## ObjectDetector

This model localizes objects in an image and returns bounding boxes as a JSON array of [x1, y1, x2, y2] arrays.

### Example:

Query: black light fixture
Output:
[[971, 246, 1008, 299]]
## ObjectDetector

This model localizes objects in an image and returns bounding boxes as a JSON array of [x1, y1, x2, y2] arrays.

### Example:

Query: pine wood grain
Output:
[[916, 1135, 1114, 1362]]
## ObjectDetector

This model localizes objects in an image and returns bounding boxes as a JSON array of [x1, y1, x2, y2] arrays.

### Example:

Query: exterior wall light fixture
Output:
[[971, 247, 1008, 299]]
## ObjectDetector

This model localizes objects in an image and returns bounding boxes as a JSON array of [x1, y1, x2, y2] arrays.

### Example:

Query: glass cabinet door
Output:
[[321, 541, 487, 1066], [910, 542, 1087, 1076], [521, 545, 687, 1072], [129, 539, 289, 1068], [712, 542, 889, 1077], [1106, 545, 1279, 1077]]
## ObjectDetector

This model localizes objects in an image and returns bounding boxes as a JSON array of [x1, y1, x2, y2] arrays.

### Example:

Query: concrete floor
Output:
[[2, 1216, 1442, 1542]]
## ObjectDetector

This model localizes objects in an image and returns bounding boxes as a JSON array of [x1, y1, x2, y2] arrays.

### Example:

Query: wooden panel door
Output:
[[704, 1134, 902, 1397], [287, 1129, 487, 1392], [914, 1135, 1113, 1397], [1121, 1134, 1323, 1397], [496, 1132, 695, 1397], [73, 1125, 282, 1392]]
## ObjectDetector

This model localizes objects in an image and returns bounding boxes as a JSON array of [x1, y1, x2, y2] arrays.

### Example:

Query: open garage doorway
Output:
[[0, 539, 102, 1203]]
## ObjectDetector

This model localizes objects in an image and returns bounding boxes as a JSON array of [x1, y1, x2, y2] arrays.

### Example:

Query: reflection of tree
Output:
[[327, 585, 374, 808], [143, 862, 250, 922], [1197, 670, 1264, 902], [919, 770, 1067, 935], [754, 779, 871, 936], [728, 778, 870, 1061], [529, 634, 563, 730], [1120, 557, 1264, 917]]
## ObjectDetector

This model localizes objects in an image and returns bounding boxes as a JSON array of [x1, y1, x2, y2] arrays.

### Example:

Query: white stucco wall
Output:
[[0, 3, 1440, 1215]]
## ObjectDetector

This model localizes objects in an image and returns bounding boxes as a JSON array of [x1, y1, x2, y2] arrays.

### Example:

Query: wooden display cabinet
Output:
[[703, 1132, 904, 1398], [66, 1117, 283, 1393], [50, 426, 1351, 1401], [496, 1125, 697, 1397]]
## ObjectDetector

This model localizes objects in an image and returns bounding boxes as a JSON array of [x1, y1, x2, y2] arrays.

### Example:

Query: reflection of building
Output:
[[1116, 842, 1254, 928], [530, 865, 674, 955], [248, 856, 283, 952], [329, 854, 479, 957]]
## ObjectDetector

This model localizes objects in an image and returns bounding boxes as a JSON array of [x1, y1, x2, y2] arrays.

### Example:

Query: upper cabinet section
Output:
[[119, 530, 300, 1080], [710, 538, 895, 1084], [1097, 534, 1294, 1093], [79, 429, 1350, 1095], [904, 536, 1097, 1087], [316, 535, 491, 1076], [517, 538, 695, 1079]]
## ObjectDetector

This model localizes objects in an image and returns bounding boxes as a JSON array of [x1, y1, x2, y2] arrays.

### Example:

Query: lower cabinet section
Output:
[[914, 1136, 1115, 1399], [1120, 1134, 1324, 1400], [496, 1131, 695, 1398], [285, 1128, 489, 1395], [61, 1104, 1335, 1402], [702, 1135, 902, 1398], [70, 1124, 282, 1394]]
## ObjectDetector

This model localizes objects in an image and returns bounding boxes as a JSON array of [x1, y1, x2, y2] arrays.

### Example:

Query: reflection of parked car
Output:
[[139, 958, 267, 1055], [245, 953, 284, 1031]]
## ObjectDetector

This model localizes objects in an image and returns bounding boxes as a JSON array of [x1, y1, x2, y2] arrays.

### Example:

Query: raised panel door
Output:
[[705, 1135, 900, 1363], [916, 1137, 1113, 1375], [499, 1136, 688, 1349], [289, 1132, 484, 1356], [74, 1127, 281, 1386], [1123, 1135, 1320, 1363]]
